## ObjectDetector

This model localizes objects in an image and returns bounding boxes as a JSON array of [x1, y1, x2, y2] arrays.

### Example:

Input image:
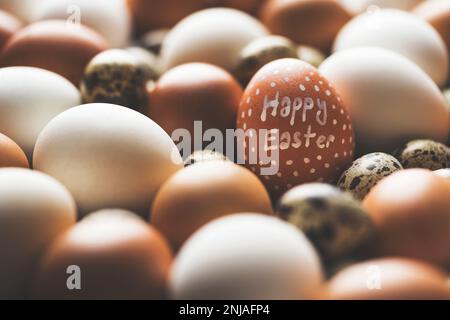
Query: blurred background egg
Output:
[[31, 209, 173, 300], [0, 133, 28, 168], [33, 103, 183, 218], [363, 169, 450, 267], [393, 139, 450, 170], [319, 47, 450, 153], [151, 161, 273, 251], [435, 168, 450, 181], [170, 214, 323, 300], [297, 45, 327, 68], [0, 168, 76, 299], [184, 150, 230, 167], [340, 0, 424, 15], [161, 8, 268, 73], [321, 258, 450, 300], [260, 0, 353, 53], [0, 20, 108, 85], [0, 0, 48, 22], [0, 67, 80, 157], [333, 9, 449, 87], [0, 9, 22, 51]]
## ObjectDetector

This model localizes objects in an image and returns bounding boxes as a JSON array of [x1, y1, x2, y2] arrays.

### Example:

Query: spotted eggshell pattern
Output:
[[338, 153, 403, 200], [394, 139, 450, 171], [236, 58, 355, 199]]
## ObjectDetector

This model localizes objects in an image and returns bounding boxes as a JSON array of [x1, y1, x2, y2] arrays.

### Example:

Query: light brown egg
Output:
[[0, 9, 22, 51], [151, 161, 273, 251], [0, 20, 108, 85], [260, 0, 353, 53], [0, 133, 29, 168], [363, 169, 450, 267], [321, 258, 450, 300], [31, 209, 173, 300]]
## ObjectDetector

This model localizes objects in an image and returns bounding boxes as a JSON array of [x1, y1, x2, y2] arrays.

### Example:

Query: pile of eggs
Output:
[[1, 0, 450, 300]]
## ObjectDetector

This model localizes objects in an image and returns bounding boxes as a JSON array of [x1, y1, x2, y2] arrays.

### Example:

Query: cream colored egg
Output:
[[340, 0, 423, 14], [33, 103, 183, 218], [170, 214, 323, 300], [319, 47, 449, 153], [161, 8, 268, 72], [0, 67, 81, 157], [334, 9, 448, 87], [0, 168, 76, 299], [0, 0, 51, 22]]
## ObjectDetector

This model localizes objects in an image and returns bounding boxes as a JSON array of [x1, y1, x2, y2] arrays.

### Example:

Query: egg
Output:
[[234, 35, 298, 86], [31, 209, 172, 300], [170, 214, 323, 299], [0, 67, 81, 157], [33, 103, 183, 218], [125, 47, 161, 76], [435, 168, 450, 181], [139, 29, 169, 54], [32, 0, 131, 48], [341, 0, 424, 14], [147, 63, 242, 153], [260, 0, 352, 53], [338, 153, 403, 200], [161, 8, 268, 72], [0, 133, 28, 168], [184, 150, 230, 167], [237, 58, 355, 200], [297, 45, 327, 68], [321, 258, 450, 300], [0, 20, 108, 85], [333, 9, 448, 87], [0, 168, 76, 299], [0, 9, 22, 50], [0, 0, 47, 22], [276, 183, 375, 264], [80, 49, 156, 113], [151, 162, 273, 250], [319, 47, 450, 153], [363, 169, 450, 267], [394, 139, 450, 170]]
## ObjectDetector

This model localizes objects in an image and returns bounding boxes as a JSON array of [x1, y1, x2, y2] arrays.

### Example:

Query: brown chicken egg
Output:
[[151, 161, 273, 251], [237, 58, 355, 200], [321, 258, 450, 300], [0, 20, 108, 85], [0, 9, 22, 51], [363, 169, 450, 268], [0, 133, 28, 168], [260, 0, 353, 53], [31, 209, 173, 300]]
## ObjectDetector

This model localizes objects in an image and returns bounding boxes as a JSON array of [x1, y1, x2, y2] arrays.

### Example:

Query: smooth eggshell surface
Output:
[[0, 133, 29, 168], [340, 0, 424, 14], [33, 103, 183, 218], [319, 47, 449, 153], [0, 9, 22, 50]]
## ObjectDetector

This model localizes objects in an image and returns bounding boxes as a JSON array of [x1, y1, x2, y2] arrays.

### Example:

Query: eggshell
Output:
[[147, 62, 242, 153], [0, 9, 22, 50], [33, 0, 131, 48], [393, 139, 450, 170], [33, 103, 183, 218], [31, 209, 172, 300], [139, 29, 169, 54], [151, 162, 273, 250], [434, 168, 450, 181], [322, 258, 450, 300], [0, 133, 29, 168], [334, 9, 449, 87], [0, 168, 76, 299], [260, 0, 352, 53], [341, 0, 424, 14], [170, 214, 323, 300], [184, 150, 230, 167], [363, 169, 450, 267], [0, 67, 81, 157], [161, 8, 268, 72], [0, 0, 50, 22], [0, 20, 108, 85], [297, 45, 327, 68], [319, 47, 450, 153], [237, 58, 355, 200]]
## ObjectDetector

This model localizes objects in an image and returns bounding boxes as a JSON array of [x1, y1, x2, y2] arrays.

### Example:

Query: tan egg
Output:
[[341, 0, 424, 15], [0, 133, 29, 168], [321, 258, 450, 300], [151, 162, 273, 251], [0, 168, 76, 299], [260, 0, 352, 53], [31, 209, 173, 300], [0, 9, 22, 51], [0, 20, 108, 85], [0, 0, 46, 22], [363, 169, 450, 267]]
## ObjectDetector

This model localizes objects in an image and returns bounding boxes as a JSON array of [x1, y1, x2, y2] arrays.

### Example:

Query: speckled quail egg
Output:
[[80, 49, 157, 113], [434, 169, 450, 181], [184, 150, 230, 167], [338, 153, 403, 200], [234, 35, 298, 85], [297, 45, 326, 68], [394, 139, 450, 171], [277, 183, 375, 265]]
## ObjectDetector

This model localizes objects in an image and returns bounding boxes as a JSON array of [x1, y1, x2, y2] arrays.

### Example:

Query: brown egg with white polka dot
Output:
[[236, 58, 355, 200]]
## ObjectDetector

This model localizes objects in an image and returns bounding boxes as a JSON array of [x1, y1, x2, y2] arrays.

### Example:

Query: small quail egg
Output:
[[297, 45, 326, 68], [394, 139, 450, 171], [277, 183, 375, 264], [184, 150, 230, 167], [434, 169, 450, 181], [338, 153, 403, 200]]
